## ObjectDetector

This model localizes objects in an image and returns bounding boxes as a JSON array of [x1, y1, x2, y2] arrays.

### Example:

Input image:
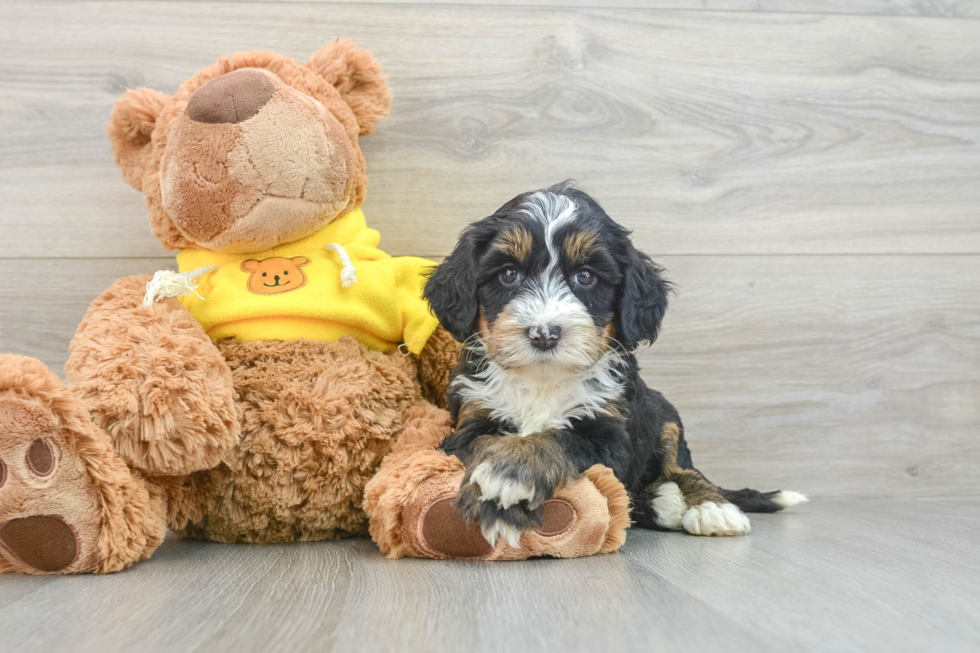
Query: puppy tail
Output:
[[720, 488, 809, 513]]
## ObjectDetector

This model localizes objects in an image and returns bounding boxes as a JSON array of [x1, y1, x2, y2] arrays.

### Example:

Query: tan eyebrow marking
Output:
[[493, 228, 533, 262], [563, 230, 598, 264]]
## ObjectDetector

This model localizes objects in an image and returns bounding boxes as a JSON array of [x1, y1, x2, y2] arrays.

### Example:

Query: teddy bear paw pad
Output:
[[536, 499, 576, 537], [418, 495, 579, 558], [0, 391, 104, 574], [419, 495, 494, 558], [0, 515, 80, 572]]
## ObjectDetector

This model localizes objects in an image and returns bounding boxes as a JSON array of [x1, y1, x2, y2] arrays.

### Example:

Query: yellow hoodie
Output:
[[175, 209, 439, 355]]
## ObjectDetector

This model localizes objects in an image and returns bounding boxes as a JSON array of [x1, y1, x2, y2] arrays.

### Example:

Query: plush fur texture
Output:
[[0, 41, 474, 574], [167, 337, 425, 543], [426, 183, 807, 543], [0, 355, 166, 574], [68, 275, 240, 477], [108, 40, 390, 252]]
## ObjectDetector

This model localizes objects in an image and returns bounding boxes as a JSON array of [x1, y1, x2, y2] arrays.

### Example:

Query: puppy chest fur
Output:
[[452, 357, 626, 437]]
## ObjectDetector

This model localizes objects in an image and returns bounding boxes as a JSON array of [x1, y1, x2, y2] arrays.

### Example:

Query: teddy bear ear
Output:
[[107, 87, 171, 191], [306, 39, 392, 136]]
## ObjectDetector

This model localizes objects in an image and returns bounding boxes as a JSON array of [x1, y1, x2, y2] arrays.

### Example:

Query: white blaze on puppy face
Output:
[[487, 273, 602, 371], [499, 191, 608, 371], [454, 191, 627, 437]]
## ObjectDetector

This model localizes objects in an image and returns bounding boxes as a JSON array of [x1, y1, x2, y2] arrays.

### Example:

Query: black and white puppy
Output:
[[425, 183, 806, 547]]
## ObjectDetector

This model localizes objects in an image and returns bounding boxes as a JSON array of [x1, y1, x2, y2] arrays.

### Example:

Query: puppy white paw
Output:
[[650, 481, 687, 530], [682, 501, 751, 537], [481, 518, 523, 549], [470, 462, 535, 509]]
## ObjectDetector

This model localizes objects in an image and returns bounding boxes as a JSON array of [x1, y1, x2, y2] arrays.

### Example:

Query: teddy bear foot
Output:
[[0, 355, 167, 574], [366, 446, 631, 560], [419, 494, 581, 559]]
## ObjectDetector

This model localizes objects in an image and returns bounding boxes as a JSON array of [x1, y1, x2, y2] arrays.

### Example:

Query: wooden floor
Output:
[[0, 498, 976, 652], [1, 1, 979, 651]]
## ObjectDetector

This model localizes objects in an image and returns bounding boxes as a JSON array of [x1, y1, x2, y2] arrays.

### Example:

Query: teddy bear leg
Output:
[[364, 404, 630, 559], [0, 355, 168, 574], [67, 275, 239, 477]]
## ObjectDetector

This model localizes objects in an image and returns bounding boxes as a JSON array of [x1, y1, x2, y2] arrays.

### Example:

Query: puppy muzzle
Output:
[[526, 323, 562, 351]]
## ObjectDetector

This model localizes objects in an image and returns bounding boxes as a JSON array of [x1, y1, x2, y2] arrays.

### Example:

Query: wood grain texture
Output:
[[1, 2, 980, 259], [101, 0, 980, 19], [0, 498, 977, 653], [2, 255, 977, 499], [639, 254, 980, 500]]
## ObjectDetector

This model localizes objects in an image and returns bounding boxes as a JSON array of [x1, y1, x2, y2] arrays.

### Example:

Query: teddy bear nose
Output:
[[187, 68, 275, 124]]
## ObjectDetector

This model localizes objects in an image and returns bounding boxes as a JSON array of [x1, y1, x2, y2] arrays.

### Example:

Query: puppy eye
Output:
[[283, 271, 289, 275], [498, 267, 522, 287], [262, 272, 267, 277], [574, 269, 597, 287]]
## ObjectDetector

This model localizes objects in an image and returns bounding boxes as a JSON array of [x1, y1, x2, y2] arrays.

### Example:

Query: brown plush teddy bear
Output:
[[0, 41, 628, 574]]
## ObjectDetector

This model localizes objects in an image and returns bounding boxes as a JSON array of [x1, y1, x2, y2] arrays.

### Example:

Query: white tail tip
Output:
[[773, 491, 809, 508]]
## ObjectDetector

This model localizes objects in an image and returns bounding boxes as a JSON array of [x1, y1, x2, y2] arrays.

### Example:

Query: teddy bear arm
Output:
[[66, 275, 240, 477], [414, 325, 461, 410]]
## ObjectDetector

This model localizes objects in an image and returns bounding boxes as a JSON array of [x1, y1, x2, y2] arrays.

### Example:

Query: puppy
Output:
[[425, 183, 807, 547]]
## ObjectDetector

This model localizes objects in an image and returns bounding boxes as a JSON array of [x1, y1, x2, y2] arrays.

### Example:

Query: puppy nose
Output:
[[187, 68, 275, 124], [527, 324, 562, 351], [274, 275, 281, 283]]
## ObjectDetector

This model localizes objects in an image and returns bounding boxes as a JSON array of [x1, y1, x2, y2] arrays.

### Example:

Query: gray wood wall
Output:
[[1, 1, 978, 500]]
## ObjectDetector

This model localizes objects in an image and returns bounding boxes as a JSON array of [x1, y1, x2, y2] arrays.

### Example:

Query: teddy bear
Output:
[[0, 41, 629, 574]]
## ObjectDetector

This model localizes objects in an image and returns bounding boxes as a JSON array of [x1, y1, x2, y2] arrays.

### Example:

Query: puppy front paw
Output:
[[455, 433, 579, 548], [467, 460, 544, 509], [463, 436, 577, 509], [457, 482, 543, 548]]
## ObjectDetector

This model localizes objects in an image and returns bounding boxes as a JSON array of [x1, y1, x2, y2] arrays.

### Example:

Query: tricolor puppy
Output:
[[425, 183, 806, 548]]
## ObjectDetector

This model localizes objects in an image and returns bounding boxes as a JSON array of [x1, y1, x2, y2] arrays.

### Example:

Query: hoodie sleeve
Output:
[[392, 256, 440, 355]]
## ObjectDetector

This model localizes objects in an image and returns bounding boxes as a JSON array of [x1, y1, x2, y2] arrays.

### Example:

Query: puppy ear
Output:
[[107, 87, 171, 191], [292, 256, 311, 268], [424, 229, 484, 343], [617, 247, 671, 349], [240, 259, 260, 272], [307, 39, 392, 136]]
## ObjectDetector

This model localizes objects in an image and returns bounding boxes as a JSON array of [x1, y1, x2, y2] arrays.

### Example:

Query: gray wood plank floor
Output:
[[1, 498, 976, 653]]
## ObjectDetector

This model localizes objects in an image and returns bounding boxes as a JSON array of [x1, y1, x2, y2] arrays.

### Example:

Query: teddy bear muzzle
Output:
[[159, 68, 358, 254], [187, 68, 275, 125]]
